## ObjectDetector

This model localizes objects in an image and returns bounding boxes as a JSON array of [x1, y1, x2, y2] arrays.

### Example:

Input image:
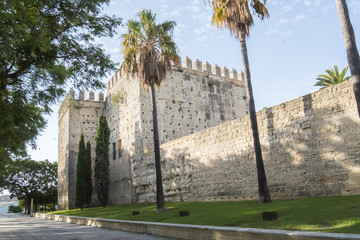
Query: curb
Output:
[[34, 213, 360, 240]]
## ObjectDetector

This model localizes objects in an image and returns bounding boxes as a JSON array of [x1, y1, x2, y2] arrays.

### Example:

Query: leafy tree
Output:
[[315, 65, 351, 88], [94, 115, 110, 207], [0, 100, 46, 176], [335, 0, 360, 118], [76, 134, 86, 210], [0, 0, 122, 170], [85, 140, 93, 206], [210, 0, 271, 203], [8, 205, 23, 213], [121, 9, 180, 213], [0, 159, 58, 214]]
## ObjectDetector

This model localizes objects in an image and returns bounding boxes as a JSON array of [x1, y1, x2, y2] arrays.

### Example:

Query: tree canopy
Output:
[[0, 159, 58, 214], [211, 0, 269, 41], [0, 0, 122, 171], [121, 9, 180, 89]]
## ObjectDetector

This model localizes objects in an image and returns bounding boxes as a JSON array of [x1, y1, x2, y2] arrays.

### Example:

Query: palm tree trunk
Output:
[[150, 84, 167, 213], [335, 0, 360, 118], [240, 38, 271, 203]]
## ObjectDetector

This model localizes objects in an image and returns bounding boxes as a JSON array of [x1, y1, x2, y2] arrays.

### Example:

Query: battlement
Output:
[[58, 89, 105, 120], [106, 56, 246, 92], [66, 88, 105, 102]]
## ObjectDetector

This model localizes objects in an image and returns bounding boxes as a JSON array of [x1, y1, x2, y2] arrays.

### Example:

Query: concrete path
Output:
[[0, 213, 171, 240]]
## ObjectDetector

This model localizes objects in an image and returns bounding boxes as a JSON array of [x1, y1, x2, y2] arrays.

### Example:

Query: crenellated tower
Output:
[[58, 90, 105, 210]]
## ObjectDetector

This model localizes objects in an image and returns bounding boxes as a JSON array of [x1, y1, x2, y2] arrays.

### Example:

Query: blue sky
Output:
[[28, 0, 360, 162]]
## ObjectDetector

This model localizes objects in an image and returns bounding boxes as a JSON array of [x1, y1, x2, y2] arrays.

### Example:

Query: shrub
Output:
[[8, 205, 22, 213]]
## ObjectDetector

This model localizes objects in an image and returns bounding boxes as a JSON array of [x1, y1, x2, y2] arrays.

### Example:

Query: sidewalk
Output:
[[35, 213, 360, 240]]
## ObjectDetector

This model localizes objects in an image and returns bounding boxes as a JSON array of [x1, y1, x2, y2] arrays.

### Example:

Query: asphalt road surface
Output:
[[0, 213, 171, 240]]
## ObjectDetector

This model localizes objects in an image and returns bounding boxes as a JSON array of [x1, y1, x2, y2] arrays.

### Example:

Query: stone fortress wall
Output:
[[137, 80, 360, 202], [58, 56, 360, 209], [58, 57, 250, 209], [105, 57, 249, 204]]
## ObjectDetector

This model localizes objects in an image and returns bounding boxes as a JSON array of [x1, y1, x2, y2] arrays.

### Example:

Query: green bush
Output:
[[8, 205, 22, 213]]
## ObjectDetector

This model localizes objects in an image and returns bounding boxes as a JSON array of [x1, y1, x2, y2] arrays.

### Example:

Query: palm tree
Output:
[[315, 65, 351, 89], [335, 0, 360, 118], [210, 0, 271, 203], [121, 9, 180, 213]]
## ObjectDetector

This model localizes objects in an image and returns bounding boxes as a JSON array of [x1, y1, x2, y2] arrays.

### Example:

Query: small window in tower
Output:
[[113, 142, 116, 160], [118, 140, 122, 158]]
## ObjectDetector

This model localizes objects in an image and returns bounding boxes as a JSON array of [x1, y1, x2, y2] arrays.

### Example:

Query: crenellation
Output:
[[230, 68, 238, 80], [221, 66, 229, 78], [106, 57, 244, 92], [89, 91, 94, 101], [212, 64, 221, 76], [63, 90, 106, 102], [193, 59, 202, 72], [99, 92, 104, 102], [182, 56, 192, 69], [79, 90, 84, 100], [69, 88, 75, 99], [116, 69, 121, 80], [203, 61, 212, 74], [238, 71, 245, 81]]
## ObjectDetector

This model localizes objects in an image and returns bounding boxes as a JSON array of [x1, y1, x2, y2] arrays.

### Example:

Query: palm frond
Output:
[[211, 0, 268, 39], [121, 9, 179, 90], [315, 65, 351, 88]]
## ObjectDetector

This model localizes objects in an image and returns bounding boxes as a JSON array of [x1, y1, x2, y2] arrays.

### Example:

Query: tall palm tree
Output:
[[315, 65, 351, 89], [335, 0, 360, 118], [121, 9, 179, 213], [210, 0, 271, 203]]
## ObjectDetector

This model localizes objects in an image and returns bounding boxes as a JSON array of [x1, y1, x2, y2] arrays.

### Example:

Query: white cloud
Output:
[[169, 9, 180, 16], [192, 12, 212, 22], [196, 34, 208, 43], [273, 18, 288, 26], [295, 13, 306, 21], [266, 28, 278, 35], [303, 0, 331, 14], [187, 0, 201, 12], [282, 5, 293, 12], [194, 27, 206, 35]]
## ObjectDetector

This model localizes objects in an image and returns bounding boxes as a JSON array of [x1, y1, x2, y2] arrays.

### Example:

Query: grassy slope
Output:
[[54, 195, 360, 234]]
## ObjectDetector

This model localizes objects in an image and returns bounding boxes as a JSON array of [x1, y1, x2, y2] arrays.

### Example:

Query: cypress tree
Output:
[[85, 141, 92, 206], [94, 115, 110, 207], [75, 134, 86, 210]]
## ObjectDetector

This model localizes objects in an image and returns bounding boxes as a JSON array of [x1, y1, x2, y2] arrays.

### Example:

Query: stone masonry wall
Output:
[[105, 58, 249, 204], [136, 80, 360, 202], [106, 72, 143, 204]]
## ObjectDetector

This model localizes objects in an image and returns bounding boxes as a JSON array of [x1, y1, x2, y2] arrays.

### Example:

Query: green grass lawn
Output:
[[53, 195, 360, 234]]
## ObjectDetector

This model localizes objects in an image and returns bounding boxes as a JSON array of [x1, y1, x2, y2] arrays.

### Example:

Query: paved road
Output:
[[0, 214, 171, 240]]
